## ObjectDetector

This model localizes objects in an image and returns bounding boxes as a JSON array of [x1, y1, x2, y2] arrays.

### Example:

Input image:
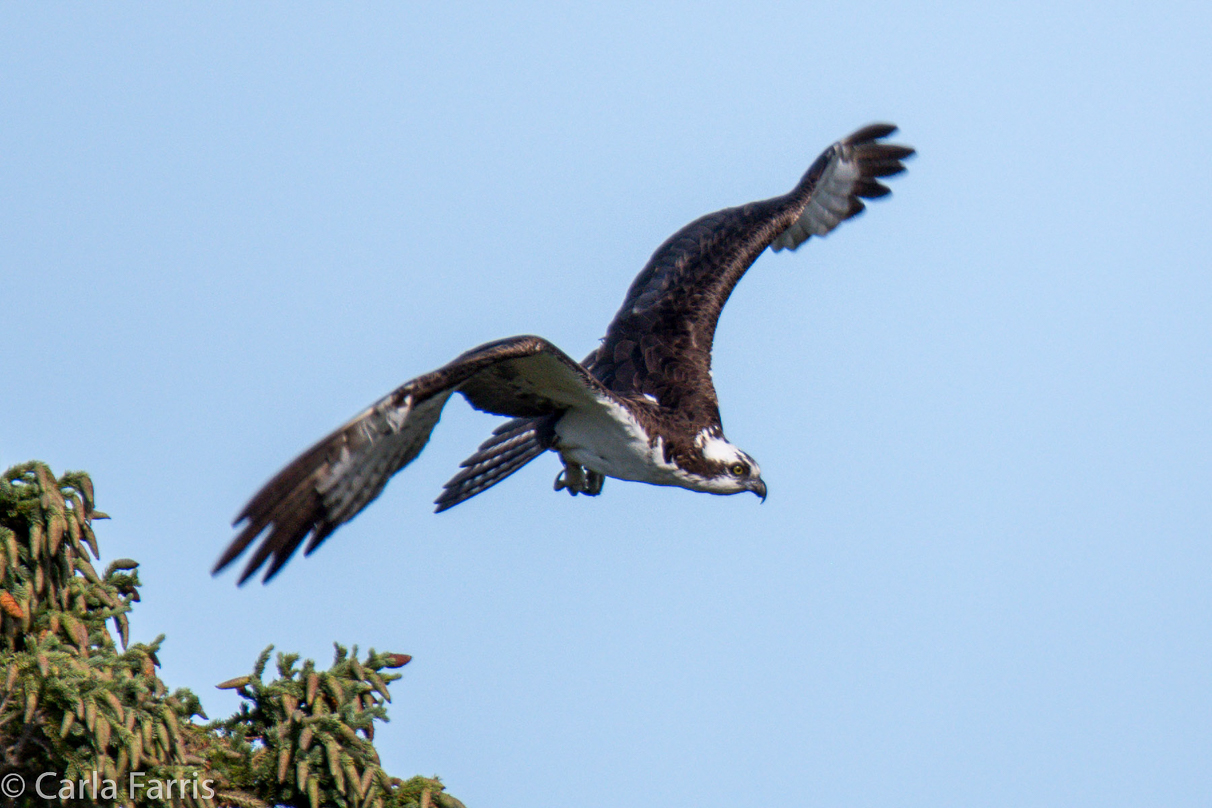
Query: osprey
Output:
[[216, 123, 913, 583]]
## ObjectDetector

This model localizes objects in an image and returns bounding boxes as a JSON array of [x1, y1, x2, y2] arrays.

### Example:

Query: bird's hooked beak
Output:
[[749, 478, 767, 502]]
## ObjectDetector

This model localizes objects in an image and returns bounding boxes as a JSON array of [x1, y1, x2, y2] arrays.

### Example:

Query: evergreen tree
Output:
[[0, 461, 463, 808]]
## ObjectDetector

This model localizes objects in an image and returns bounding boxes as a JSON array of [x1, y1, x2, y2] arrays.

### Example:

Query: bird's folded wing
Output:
[[215, 335, 614, 583]]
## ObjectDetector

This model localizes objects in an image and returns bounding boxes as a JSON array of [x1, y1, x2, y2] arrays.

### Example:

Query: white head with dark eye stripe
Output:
[[691, 433, 767, 499]]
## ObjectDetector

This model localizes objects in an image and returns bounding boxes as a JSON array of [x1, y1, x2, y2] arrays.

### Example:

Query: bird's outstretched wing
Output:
[[592, 123, 914, 423], [215, 336, 614, 583]]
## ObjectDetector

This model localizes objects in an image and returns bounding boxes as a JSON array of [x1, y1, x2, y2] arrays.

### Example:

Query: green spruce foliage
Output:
[[0, 461, 463, 808]]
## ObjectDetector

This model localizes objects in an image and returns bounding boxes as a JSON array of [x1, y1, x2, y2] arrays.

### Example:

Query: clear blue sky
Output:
[[3, 3, 1209, 806]]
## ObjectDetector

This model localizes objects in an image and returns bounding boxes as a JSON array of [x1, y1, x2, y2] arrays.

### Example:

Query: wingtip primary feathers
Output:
[[770, 122, 914, 252], [845, 122, 899, 143], [212, 391, 430, 585], [214, 472, 330, 585]]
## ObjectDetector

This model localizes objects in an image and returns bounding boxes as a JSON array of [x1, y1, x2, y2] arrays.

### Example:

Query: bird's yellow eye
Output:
[[730, 462, 747, 477]]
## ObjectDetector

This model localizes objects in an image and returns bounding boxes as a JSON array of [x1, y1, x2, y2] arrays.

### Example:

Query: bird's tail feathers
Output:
[[434, 417, 549, 512]]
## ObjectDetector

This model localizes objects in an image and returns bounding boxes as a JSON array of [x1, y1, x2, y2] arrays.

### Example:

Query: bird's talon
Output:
[[585, 471, 605, 496], [555, 464, 590, 496]]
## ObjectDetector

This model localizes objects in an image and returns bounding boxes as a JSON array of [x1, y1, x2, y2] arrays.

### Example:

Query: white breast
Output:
[[553, 400, 689, 487]]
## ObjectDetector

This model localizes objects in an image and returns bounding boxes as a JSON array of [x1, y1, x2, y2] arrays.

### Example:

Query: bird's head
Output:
[[690, 431, 767, 500]]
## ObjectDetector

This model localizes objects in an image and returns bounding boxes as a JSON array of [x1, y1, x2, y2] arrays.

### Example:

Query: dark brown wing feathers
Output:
[[589, 123, 913, 433], [216, 336, 610, 583]]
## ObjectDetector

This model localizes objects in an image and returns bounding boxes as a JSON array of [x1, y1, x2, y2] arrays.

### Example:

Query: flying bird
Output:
[[216, 123, 914, 583]]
